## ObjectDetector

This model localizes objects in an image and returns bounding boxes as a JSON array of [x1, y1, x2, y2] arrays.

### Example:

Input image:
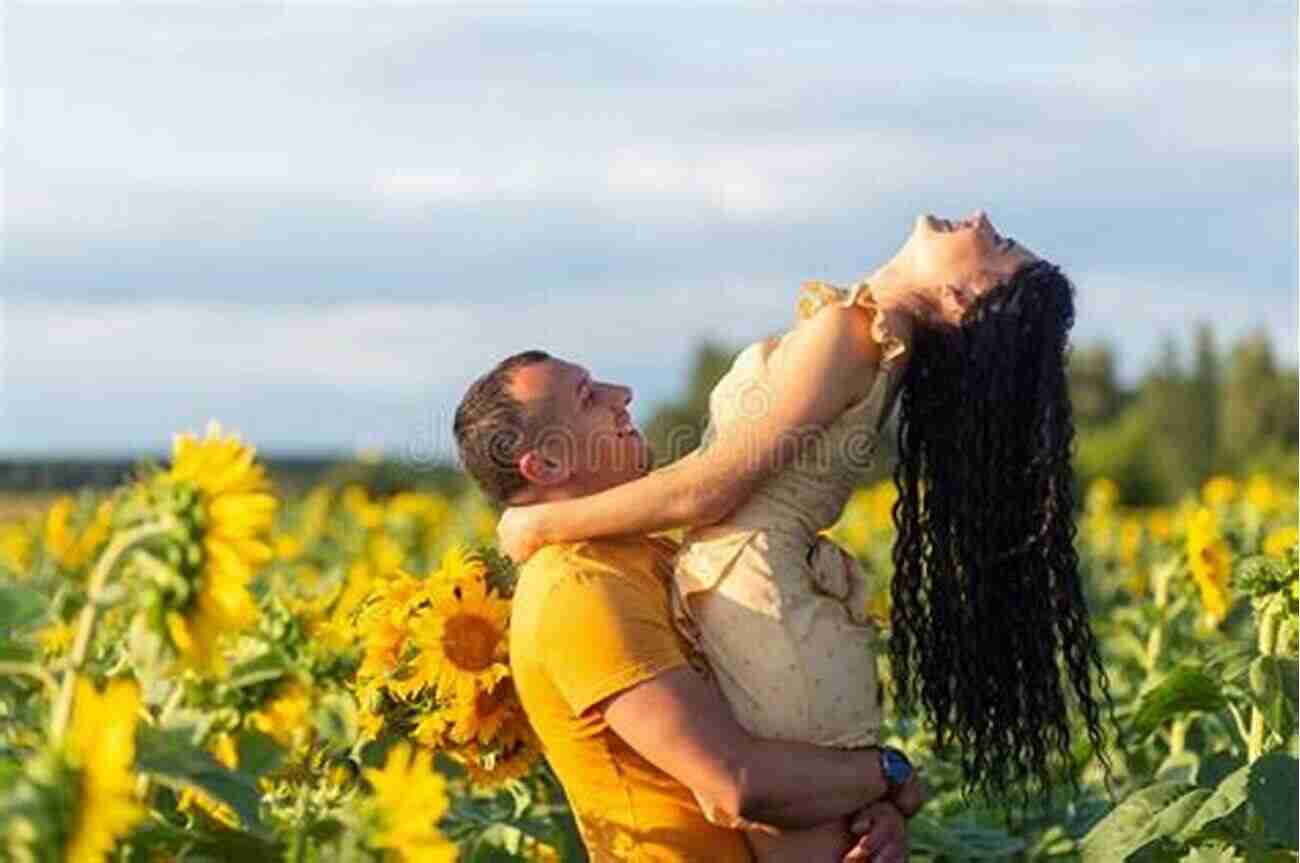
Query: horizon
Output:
[[2, 318, 1288, 462]]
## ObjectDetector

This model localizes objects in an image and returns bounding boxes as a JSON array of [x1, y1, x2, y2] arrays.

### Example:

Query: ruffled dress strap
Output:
[[795, 279, 911, 369], [839, 280, 911, 369], [795, 280, 849, 321], [794, 279, 913, 443]]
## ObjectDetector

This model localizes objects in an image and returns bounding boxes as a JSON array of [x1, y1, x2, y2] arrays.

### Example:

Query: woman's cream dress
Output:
[[671, 280, 911, 771]]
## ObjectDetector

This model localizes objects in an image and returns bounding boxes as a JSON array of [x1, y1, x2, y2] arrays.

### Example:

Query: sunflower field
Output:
[[0, 423, 1296, 862]]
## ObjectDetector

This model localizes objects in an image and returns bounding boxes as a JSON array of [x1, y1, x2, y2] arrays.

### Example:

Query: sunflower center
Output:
[[442, 613, 500, 672]]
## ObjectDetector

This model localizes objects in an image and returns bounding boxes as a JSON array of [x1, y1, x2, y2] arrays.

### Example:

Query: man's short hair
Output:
[[454, 350, 552, 504]]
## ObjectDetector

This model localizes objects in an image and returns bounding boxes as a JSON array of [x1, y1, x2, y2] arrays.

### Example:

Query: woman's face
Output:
[[907, 211, 1038, 285], [870, 211, 1040, 327]]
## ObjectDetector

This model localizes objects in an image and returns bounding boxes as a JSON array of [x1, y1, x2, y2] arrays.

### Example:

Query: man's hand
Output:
[[497, 505, 546, 563], [843, 801, 908, 863]]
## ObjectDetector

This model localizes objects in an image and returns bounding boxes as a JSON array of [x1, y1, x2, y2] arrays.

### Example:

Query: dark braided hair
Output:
[[888, 259, 1115, 808]]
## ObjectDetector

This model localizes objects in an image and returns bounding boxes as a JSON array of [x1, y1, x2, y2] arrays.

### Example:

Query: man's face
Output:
[[509, 357, 652, 498]]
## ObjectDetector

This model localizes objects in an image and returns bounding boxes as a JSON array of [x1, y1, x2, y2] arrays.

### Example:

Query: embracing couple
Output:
[[453, 213, 1112, 862]]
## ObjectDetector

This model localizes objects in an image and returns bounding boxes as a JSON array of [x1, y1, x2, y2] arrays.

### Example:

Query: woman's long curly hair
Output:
[[888, 259, 1115, 806]]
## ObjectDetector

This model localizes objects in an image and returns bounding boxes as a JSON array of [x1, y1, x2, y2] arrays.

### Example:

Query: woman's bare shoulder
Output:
[[770, 300, 885, 375]]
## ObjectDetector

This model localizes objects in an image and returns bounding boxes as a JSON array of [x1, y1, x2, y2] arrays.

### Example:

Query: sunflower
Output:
[[63, 678, 144, 863], [1146, 509, 1174, 542], [336, 560, 379, 624], [250, 680, 313, 748], [386, 491, 453, 550], [1246, 474, 1281, 514], [413, 710, 454, 748], [0, 519, 34, 573], [448, 679, 518, 746], [458, 719, 542, 790], [164, 422, 277, 676], [366, 532, 406, 576], [363, 742, 457, 863], [365, 570, 432, 628], [312, 612, 356, 655], [408, 568, 509, 703], [44, 497, 113, 572], [358, 616, 411, 683], [1186, 506, 1232, 625], [1201, 475, 1238, 507], [1264, 525, 1298, 558], [289, 587, 350, 654], [1119, 516, 1143, 568], [1086, 477, 1120, 512], [342, 485, 386, 530], [433, 544, 489, 586], [273, 533, 305, 561], [1084, 480, 1119, 555], [461, 745, 539, 789], [1087, 511, 1116, 557], [358, 708, 386, 745]]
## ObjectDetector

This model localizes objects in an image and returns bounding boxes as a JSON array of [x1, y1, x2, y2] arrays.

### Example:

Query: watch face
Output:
[[883, 749, 912, 786]]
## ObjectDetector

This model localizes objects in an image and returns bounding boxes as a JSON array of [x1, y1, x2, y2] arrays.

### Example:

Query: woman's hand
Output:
[[497, 505, 548, 564], [842, 801, 909, 863], [887, 773, 927, 819]]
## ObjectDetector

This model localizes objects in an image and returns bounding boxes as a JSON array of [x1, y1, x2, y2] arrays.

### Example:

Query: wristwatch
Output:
[[877, 746, 914, 793]]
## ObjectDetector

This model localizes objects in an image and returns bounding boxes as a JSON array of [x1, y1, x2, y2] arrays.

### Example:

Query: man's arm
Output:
[[532, 563, 924, 831], [599, 665, 922, 828]]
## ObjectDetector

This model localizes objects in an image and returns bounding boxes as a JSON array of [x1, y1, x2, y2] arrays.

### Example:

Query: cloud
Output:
[[1, 278, 790, 453], [1, 3, 1295, 452]]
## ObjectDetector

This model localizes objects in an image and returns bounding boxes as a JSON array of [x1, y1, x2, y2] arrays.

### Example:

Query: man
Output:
[[454, 350, 922, 862]]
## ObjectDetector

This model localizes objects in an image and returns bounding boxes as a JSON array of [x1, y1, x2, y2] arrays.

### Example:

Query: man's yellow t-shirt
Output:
[[510, 535, 752, 863]]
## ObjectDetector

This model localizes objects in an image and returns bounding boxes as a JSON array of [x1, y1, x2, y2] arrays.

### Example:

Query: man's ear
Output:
[[517, 449, 568, 486]]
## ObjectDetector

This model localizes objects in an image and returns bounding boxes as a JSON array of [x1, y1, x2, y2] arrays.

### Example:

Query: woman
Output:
[[499, 212, 1113, 858]]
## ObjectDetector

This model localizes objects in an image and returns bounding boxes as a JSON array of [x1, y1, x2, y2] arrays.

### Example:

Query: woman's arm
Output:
[[500, 302, 892, 558]]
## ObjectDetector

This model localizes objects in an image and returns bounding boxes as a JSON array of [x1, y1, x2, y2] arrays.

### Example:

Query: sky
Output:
[[2, 2, 1297, 458]]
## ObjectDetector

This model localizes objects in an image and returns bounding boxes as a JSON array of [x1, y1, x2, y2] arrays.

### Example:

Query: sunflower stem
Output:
[[159, 680, 186, 726], [1167, 718, 1188, 758], [50, 517, 178, 746], [286, 813, 310, 863], [1247, 596, 1282, 763], [1143, 623, 1164, 675]]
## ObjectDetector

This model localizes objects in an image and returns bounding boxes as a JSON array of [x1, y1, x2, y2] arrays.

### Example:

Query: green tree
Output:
[[1191, 322, 1221, 477], [1068, 343, 1126, 428], [1219, 330, 1299, 475], [643, 341, 737, 466], [1136, 334, 1203, 500], [1074, 405, 1168, 506]]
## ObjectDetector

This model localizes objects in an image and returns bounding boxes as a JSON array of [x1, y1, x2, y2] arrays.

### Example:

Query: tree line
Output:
[[642, 324, 1298, 507]]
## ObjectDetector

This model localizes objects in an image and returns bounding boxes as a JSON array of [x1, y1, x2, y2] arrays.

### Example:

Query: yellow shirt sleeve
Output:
[[537, 568, 688, 717]]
